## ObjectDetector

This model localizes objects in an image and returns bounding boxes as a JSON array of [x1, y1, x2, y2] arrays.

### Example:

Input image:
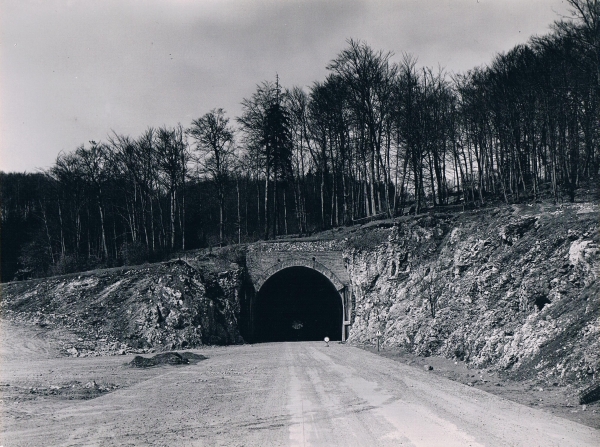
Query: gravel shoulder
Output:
[[359, 345, 600, 429]]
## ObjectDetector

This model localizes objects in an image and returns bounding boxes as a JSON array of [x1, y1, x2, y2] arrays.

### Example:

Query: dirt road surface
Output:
[[2, 338, 599, 446]]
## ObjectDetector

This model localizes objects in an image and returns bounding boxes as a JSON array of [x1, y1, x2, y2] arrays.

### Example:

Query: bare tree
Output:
[[556, 0, 600, 88], [75, 142, 110, 259], [188, 109, 235, 246], [155, 125, 189, 250]]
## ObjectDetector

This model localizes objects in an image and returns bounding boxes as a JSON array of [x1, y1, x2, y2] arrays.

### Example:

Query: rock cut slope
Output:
[[0, 259, 244, 356], [345, 202, 599, 389]]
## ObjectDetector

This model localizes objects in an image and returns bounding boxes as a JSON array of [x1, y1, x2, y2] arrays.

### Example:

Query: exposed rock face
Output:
[[344, 202, 599, 387], [1, 259, 244, 356], [1, 201, 597, 392]]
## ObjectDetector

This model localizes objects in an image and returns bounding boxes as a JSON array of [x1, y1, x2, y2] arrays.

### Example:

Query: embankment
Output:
[[345, 202, 598, 387], [1, 259, 244, 356]]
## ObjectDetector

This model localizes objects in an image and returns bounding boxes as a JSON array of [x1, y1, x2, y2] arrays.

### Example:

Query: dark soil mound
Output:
[[180, 351, 208, 363], [18, 380, 120, 400], [129, 351, 207, 368], [580, 382, 600, 404], [130, 352, 187, 367]]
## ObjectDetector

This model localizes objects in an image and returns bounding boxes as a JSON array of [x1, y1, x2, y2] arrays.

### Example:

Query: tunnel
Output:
[[254, 266, 343, 342]]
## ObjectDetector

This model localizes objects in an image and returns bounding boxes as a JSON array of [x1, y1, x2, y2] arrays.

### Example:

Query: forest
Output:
[[1, 1, 598, 281]]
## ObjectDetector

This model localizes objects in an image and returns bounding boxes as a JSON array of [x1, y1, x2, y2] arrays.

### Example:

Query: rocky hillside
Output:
[[0, 259, 244, 356], [1, 200, 598, 392], [344, 202, 599, 388]]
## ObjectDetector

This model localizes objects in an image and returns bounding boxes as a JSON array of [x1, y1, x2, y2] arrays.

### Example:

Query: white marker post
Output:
[[376, 330, 382, 352]]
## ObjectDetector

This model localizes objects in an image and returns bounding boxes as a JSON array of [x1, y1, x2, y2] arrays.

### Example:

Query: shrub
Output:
[[120, 241, 149, 266]]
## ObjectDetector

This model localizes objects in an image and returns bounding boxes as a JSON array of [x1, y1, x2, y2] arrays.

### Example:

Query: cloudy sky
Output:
[[1, 0, 570, 173]]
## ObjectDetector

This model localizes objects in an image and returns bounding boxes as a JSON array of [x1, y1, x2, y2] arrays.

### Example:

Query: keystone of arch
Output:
[[254, 256, 346, 292]]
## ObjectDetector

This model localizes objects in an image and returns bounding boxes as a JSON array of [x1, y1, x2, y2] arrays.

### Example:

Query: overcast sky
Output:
[[1, 0, 570, 173]]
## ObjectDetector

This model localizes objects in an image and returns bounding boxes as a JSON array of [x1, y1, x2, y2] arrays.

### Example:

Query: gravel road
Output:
[[2, 341, 599, 446]]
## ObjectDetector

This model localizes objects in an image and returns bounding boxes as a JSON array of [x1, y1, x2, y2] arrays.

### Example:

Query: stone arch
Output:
[[254, 257, 346, 292], [252, 257, 351, 341]]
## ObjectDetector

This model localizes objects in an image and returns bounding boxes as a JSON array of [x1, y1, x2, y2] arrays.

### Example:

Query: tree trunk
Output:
[[98, 197, 109, 259], [264, 172, 270, 240], [237, 176, 241, 244], [283, 183, 288, 235], [170, 188, 176, 249]]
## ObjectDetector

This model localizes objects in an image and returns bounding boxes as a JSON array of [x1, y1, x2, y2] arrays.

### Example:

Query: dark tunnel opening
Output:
[[254, 266, 343, 343]]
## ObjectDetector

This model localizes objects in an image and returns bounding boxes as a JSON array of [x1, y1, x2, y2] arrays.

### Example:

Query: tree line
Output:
[[2, 0, 598, 281]]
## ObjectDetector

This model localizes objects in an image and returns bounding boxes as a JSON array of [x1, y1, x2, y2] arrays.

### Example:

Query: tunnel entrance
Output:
[[254, 266, 343, 343]]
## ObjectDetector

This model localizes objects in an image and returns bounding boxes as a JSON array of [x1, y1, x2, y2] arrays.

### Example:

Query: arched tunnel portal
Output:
[[250, 266, 348, 343]]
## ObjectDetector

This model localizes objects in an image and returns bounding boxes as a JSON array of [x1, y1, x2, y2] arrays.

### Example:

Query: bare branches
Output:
[[188, 109, 235, 245], [3, 15, 598, 279]]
